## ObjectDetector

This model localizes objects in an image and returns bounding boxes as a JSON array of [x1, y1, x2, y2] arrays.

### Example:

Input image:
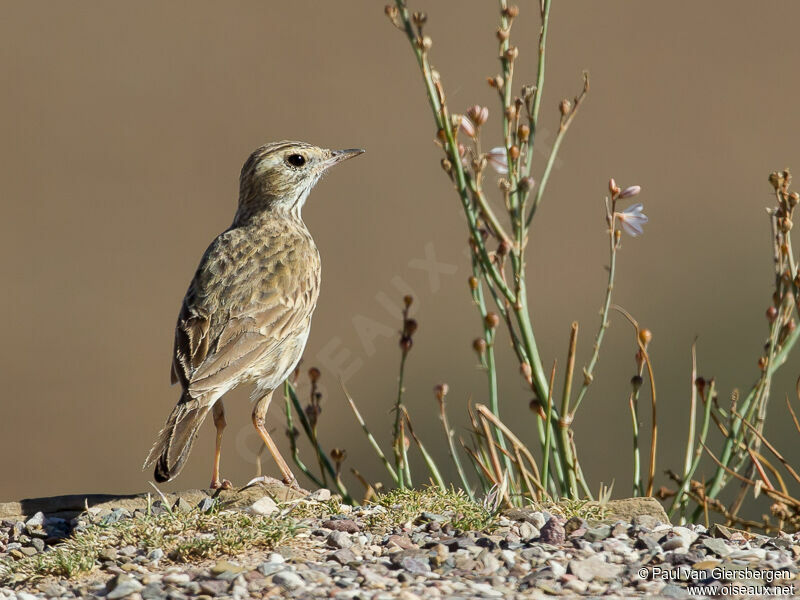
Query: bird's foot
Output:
[[210, 478, 233, 490]]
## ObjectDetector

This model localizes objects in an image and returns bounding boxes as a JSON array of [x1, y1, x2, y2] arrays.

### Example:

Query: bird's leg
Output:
[[254, 441, 267, 478], [210, 401, 232, 490], [252, 391, 305, 492]]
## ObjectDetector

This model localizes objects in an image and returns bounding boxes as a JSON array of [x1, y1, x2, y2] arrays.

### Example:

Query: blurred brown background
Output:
[[2, 2, 798, 507]]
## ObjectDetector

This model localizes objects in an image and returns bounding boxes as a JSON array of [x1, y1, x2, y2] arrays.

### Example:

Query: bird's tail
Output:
[[143, 393, 210, 483]]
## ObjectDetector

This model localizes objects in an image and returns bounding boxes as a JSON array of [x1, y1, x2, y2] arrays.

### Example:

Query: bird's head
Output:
[[237, 141, 364, 221]]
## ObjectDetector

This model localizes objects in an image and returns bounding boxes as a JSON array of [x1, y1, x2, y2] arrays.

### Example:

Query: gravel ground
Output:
[[0, 489, 798, 599]]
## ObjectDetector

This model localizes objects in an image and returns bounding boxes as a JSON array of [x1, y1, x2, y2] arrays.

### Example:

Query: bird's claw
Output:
[[210, 478, 233, 490]]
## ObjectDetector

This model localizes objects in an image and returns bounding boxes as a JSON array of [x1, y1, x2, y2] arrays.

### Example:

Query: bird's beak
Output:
[[325, 148, 365, 168]]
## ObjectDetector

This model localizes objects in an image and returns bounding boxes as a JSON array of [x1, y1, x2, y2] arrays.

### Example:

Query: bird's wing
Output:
[[171, 226, 319, 397]]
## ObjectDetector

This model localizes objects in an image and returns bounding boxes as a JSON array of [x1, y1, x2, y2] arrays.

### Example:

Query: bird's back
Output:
[[171, 218, 321, 398]]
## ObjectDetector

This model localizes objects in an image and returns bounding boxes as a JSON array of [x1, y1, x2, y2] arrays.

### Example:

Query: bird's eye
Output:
[[286, 154, 306, 168]]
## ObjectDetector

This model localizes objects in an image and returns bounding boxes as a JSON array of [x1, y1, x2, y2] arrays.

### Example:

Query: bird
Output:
[[144, 141, 364, 490]]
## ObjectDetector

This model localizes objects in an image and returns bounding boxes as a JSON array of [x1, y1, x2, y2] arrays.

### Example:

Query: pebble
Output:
[[0, 495, 798, 600]]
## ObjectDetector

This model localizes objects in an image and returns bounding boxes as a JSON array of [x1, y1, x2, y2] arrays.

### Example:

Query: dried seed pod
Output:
[[559, 98, 571, 116], [473, 337, 487, 354], [308, 367, 321, 383], [517, 124, 530, 142], [411, 11, 427, 27], [485, 313, 500, 329], [509, 145, 520, 160], [468, 276, 479, 291], [434, 383, 449, 401], [404, 295, 414, 308], [504, 47, 519, 61], [503, 5, 519, 19], [496, 28, 509, 42], [638, 328, 653, 348]]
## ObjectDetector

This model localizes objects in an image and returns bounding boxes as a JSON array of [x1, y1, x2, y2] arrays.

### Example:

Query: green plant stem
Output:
[[573, 208, 617, 416], [404, 408, 446, 491], [669, 379, 715, 522], [439, 400, 475, 501], [283, 387, 325, 489], [393, 349, 409, 489], [342, 384, 399, 485], [286, 382, 353, 503], [629, 391, 641, 497], [470, 257, 512, 476]]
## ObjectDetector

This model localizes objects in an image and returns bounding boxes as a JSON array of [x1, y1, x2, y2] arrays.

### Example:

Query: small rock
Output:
[[100, 547, 119, 562], [107, 574, 144, 599], [327, 530, 352, 549], [163, 572, 191, 584], [330, 548, 358, 565], [584, 525, 611, 542], [322, 519, 360, 533], [24, 512, 45, 529], [197, 497, 216, 512], [569, 555, 623, 582], [702, 537, 733, 557], [518, 521, 538, 541], [273, 570, 304, 590], [257, 561, 285, 576], [211, 560, 246, 576], [249, 496, 278, 515], [308, 488, 332, 501], [172, 497, 192, 513], [539, 516, 566, 546]]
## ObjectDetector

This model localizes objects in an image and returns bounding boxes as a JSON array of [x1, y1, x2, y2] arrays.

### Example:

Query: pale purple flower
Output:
[[616, 203, 648, 237], [459, 115, 476, 138], [618, 185, 641, 199], [486, 147, 508, 174]]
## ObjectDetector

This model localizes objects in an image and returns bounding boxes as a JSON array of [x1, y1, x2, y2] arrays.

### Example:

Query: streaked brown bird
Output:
[[144, 141, 363, 489]]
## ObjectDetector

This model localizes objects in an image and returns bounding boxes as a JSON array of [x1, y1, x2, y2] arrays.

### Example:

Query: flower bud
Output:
[[609, 178, 619, 195], [467, 104, 489, 126], [559, 98, 571, 116], [434, 383, 449, 401], [421, 36, 433, 51], [766, 306, 778, 322], [485, 312, 500, 329], [520, 362, 532, 384], [404, 319, 418, 336], [619, 185, 642, 199], [518, 176, 535, 192]]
